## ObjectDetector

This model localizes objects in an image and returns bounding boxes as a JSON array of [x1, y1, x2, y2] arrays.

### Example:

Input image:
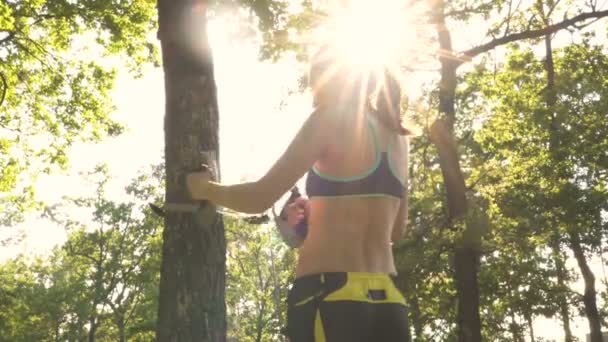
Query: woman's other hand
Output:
[[286, 197, 310, 226]]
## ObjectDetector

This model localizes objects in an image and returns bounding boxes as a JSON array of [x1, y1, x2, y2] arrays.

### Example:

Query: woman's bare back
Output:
[[296, 113, 408, 276]]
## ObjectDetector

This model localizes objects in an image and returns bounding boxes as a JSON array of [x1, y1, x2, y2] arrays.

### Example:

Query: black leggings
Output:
[[285, 272, 411, 342]]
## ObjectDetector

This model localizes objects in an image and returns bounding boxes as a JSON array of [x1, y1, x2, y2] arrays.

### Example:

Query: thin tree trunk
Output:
[[255, 301, 266, 342], [551, 240, 574, 342], [156, 0, 226, 341], [570, 234, 604, 342], [543, 25, 575, 342], [506, 281, 523, 342], [557, 259, 574, 342], [117, 315, 126, 342], [54, 321, 61, 342], [509, 312, 517, 342], [409, 295, 423, 341], [428, 1, 481, 341], [524, 311, 535, 342], [269, 241, 285, 342], [509, 311, 523, 342], [88, 317, 96, 342]]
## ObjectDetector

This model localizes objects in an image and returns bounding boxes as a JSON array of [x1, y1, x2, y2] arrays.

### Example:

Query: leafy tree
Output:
[[464, 39, 608, 341], [53, 164, 163, 342], [0, 257, 58, 342], [413, 2, 608, 340], [225, 218, 296, 342], [0, 0, 159, 226], [0, 164, 164, 341]]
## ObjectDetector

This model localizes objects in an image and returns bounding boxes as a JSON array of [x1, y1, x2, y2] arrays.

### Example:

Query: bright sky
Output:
[[1, 2, 606, 340]]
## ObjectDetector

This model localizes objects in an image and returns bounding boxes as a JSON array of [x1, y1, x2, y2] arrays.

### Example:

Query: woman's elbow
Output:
[[247, 180, 282, 214]]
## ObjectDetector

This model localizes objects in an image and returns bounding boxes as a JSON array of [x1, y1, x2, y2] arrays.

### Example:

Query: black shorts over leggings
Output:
[[284, 272, 411, 342]]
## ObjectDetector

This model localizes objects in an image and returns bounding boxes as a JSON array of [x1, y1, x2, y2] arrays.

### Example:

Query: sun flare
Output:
[[333, 1, 412, 68], [314, 0, 416, 70], [307, 0, 419, 120]]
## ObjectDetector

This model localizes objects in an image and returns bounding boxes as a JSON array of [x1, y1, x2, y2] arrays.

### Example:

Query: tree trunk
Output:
[[509, 312, 523, 342], [156, 0, 227, 341], [117, 315, 126, 342], [409, 295, 423, 341], [428, 1, 481, 341], [506, 281, 523, 342], [524, 311, 535, 342], [543, 27, 575, 342], [268, 245, 285, 342], [551, 240, 574, 342], [570, 234, 604, 342], [452, 246, 482, 342], [88, 317, 97, 342], [255, 292, 266, 342], [54, 321, 61, 342]]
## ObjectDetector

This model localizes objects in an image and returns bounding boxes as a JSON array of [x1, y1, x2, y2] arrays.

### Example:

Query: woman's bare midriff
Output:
[[295, 196, 400, 277]]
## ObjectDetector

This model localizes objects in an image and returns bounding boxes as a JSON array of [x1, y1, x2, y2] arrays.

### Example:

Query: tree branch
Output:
[[571, 16, 604, 30], [0, 71, 6, 108], [546, 0, 564, 20], [460, 9, 608, 64], [0, 31, 16, 45]]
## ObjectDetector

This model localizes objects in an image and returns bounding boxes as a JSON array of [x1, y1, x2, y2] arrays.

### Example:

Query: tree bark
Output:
[[428, 2, 481, 341], [570, 234, 604, 342], [452, 246, 482, 342], [156, 0, 227, 341]]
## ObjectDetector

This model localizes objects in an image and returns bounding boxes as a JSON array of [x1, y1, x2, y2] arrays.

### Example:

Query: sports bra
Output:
[[305, 117, 405, 199]]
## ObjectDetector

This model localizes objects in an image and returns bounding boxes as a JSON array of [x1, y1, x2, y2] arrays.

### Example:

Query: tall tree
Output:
[[225, 218, 296, 342], [421, 1, 608, 340], [465, 38, 608, 341], [544, 39, 606, 342], [52, 164, 163, 342], [155, 0, 226, 340], [0, 164, 164, 341]]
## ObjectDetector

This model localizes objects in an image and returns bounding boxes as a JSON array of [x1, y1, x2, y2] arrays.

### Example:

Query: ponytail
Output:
[[372, 69, 415, 136]]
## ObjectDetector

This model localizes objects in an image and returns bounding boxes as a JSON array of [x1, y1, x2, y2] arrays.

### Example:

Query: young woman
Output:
[[187, 45, 411, 341]]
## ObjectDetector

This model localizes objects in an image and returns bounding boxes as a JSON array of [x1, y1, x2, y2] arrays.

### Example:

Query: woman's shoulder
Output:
[[307, 105, 342, 131]]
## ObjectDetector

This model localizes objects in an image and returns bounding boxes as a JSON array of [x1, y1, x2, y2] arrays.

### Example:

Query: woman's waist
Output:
[[295, 238, 396, 277], [304, 221, 393, 249]]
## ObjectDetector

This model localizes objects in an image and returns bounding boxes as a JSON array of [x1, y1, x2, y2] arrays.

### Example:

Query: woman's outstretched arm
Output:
[[187, 109, 330, 214]]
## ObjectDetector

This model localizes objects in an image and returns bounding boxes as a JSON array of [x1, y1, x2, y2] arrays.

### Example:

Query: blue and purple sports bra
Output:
[[305, 118, 406, 199]]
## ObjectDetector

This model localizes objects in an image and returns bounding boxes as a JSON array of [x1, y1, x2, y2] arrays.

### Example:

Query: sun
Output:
[[322, 0, 415, 70]]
